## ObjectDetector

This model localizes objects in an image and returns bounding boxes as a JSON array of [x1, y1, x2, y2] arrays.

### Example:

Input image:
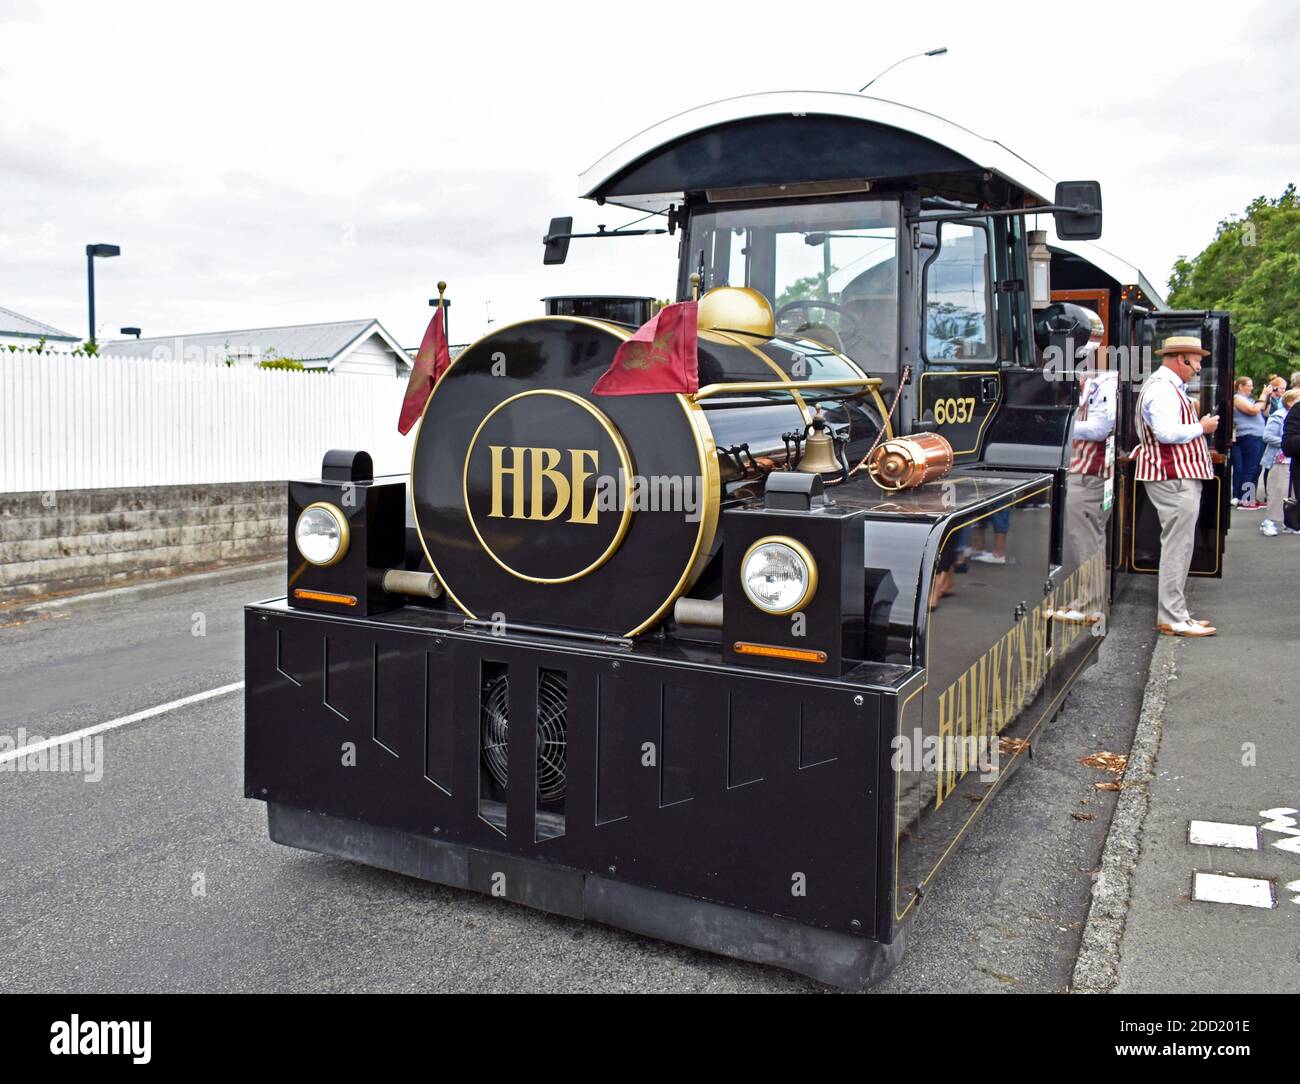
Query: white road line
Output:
[[0, 682, 245, 765], [1191, 871, 1276, 909], [1188, 820, 1259, 850]]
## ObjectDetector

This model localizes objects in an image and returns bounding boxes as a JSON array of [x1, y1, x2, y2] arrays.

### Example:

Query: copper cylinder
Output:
[[866, 432, 955, 491]]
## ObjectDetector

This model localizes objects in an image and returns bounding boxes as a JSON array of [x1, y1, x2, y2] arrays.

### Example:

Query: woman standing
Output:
[[1260, 389, 1299, 536], [1261, 375, 1287, 415], [1231, 376, 1267, 508], [1258, 375, 1286, 501]]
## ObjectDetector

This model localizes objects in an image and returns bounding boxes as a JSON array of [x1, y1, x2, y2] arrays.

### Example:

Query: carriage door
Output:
[[1121, 311, 1234, 578]]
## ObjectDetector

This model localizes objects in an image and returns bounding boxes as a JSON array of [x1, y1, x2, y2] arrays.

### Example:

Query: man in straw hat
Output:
[[1133, 334, 1219, 637]]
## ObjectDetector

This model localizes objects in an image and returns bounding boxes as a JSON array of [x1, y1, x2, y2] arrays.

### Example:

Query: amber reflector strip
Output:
[[733, 642, 827, 664], [293, 589, 358, 607]]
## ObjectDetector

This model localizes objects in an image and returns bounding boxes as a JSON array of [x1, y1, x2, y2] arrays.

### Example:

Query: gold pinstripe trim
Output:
[[916, 369, 1000, 456], [709, 331, 813, 423]]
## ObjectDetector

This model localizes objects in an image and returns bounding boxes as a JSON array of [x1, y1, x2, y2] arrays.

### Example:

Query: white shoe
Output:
[[1283, 526, 1300, 535], [1160, 620, 1217, 637], [1260, 520, 1279, 536], [1231, 497, 1240, 507], [971, 552, 1007, 565]]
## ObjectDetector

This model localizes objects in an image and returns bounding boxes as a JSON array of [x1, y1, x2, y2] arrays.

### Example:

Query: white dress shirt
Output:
[[1073, 371, 1117, 441], [1140, 364, 1203, 444]]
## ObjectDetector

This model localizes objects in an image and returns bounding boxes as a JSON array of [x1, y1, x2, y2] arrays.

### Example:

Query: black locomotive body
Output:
[[244, 92, 1230, 987]]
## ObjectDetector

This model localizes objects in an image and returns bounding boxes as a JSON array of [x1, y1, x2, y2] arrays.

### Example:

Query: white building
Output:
[[0, 305, 81, 351], [98, 318, 412, 376]]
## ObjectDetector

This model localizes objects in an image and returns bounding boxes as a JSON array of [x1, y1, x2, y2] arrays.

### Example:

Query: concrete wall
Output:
[[0, 482, 285, 604]]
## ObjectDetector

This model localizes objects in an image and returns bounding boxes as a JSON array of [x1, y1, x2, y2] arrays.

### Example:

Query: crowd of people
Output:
[[924, 343, 1294, 635], [1232, 370, 1300, 537]]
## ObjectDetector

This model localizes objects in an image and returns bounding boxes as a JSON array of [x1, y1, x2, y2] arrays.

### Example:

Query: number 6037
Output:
[[932, 397, 976, 425]]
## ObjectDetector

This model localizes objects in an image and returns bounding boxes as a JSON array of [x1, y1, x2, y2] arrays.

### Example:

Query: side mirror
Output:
[[1053, 181, 1102, 241], [543, 216, 573, 265]]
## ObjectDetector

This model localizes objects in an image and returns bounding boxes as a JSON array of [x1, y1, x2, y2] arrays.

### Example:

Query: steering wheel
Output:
[[776, 299, 865, 341]]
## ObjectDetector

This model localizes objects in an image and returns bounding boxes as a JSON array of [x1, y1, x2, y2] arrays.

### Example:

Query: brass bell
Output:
[[796, 409, 843, 474]]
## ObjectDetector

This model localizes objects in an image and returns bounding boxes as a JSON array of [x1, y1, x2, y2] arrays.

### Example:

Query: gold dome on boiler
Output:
[[697, 286, 776, 339]]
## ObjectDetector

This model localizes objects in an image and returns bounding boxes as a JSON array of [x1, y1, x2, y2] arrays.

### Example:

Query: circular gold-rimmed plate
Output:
[[461, 389, 636, 585], [410, 317, 720, 637]]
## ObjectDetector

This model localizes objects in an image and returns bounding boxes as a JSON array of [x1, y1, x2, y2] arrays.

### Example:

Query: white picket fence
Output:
[[0, 352, 416, 492]]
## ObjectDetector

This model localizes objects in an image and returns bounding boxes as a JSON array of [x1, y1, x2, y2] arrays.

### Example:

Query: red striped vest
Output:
[[1070, 439, 1107, 476], [1133, 372, 1214, 481], [1069, 378, 1107, 477]]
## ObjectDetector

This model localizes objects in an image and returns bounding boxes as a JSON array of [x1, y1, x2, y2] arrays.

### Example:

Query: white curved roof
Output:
[[1047, 230, 1167, 309], [580, 91, 1165, 307], [578, 90, 1058, 206]]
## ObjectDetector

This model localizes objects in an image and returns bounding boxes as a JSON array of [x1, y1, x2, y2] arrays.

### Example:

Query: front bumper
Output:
[[245, 599, 917, 987]]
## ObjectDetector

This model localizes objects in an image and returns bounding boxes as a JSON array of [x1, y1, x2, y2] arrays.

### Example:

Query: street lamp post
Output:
[[858, 47, 948, 93], [85, 243, 121, 349]]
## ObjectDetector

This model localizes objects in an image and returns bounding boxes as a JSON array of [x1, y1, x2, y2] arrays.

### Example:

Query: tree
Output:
[[258, 356, 306, 371], [1167, 184, 1300, 385], [776, 267, 839, 309]]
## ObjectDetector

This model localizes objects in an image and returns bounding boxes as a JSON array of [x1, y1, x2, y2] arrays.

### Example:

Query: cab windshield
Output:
[[685, 197, 900, 373]]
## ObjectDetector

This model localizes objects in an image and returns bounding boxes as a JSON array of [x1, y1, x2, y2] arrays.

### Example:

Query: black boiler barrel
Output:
[[409, 316, 884, 636]]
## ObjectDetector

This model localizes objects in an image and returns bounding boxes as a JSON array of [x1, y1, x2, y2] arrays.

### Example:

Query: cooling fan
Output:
[[480, 672, 568, 802]]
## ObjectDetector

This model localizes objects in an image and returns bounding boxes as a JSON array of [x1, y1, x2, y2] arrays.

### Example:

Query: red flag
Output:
[[591, 301, 698, 396], [398, 306, 451, 434]]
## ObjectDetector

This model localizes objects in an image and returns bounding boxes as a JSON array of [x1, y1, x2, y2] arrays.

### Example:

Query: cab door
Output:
[[914, 219, 1003, 463], [1119, 310, 1234, 577]]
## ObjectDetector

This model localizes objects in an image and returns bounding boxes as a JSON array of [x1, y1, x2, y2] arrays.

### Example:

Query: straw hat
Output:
[[1154, 334, 1209, 357]]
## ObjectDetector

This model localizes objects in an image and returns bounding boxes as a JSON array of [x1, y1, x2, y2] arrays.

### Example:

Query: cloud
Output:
[[2, 0, 1297, 344], [0, 0, 40, 23], [0, 119, 575, 342]]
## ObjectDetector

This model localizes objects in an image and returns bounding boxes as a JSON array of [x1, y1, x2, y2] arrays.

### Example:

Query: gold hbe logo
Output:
[[489, 446, 599, 523]]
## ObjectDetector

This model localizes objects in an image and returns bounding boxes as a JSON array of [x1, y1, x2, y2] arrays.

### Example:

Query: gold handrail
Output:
[[692, 377, 883, 402]]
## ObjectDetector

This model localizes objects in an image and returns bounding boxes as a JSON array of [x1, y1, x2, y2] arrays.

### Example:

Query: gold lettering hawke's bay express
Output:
[[928, 548, 1104, 809]]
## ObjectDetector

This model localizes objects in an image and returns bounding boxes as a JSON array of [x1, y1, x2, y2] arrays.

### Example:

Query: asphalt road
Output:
[[0, 567, 1157, 993]]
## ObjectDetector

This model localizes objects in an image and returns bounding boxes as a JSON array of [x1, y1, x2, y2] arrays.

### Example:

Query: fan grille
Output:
[[480, 672, 568, 802]]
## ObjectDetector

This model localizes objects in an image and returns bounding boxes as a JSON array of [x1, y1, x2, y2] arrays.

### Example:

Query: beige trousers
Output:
[[1062, 473, 1108, 611], [1064, 473, 1108, 572], [1143, 478, 1202, 625], [1265, 461, 1291, 525]]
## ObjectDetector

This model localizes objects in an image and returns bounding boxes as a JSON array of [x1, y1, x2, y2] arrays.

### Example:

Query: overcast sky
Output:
[[2, 0, 1295, 348]]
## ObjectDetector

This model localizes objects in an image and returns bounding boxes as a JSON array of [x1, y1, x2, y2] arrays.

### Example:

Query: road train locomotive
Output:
[[243, 92, 1233, 987]]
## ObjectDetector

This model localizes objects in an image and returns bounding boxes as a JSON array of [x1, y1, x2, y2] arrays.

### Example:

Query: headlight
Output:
[[740, 536, 817, 615], [295, 502, 349, 567]]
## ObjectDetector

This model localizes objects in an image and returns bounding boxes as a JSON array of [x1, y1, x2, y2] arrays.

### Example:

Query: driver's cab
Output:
[[566, 95, 1153, 484], [568, 92, 1097, 457], [685, 196, 900, 373]]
